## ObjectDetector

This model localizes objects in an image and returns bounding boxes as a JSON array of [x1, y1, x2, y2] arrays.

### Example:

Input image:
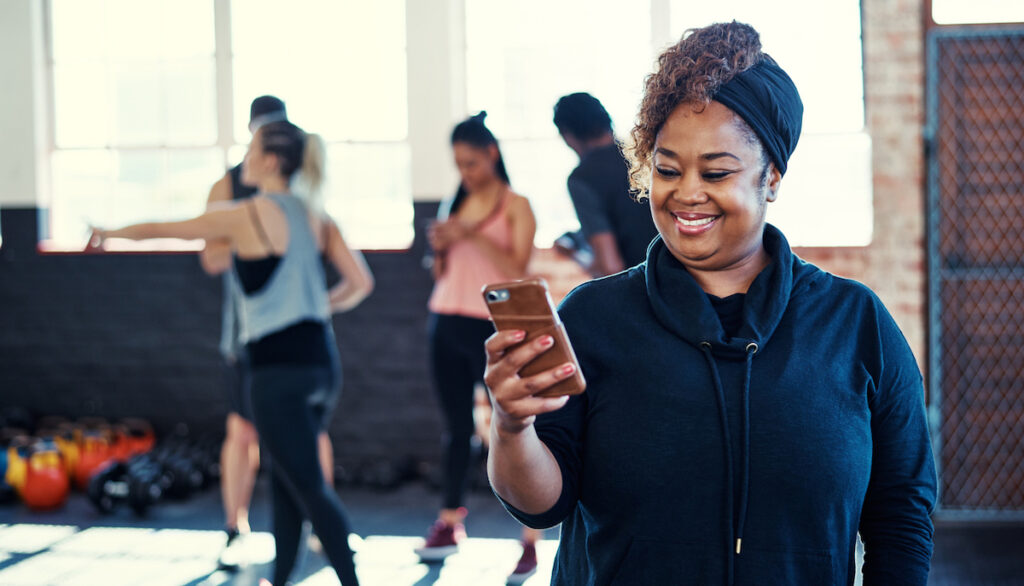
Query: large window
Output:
[[231, 0, 411, 250], [45, 0, 871, 250], [465, 0, 872, 247], [46, 0, 412, 251], [465, 0, 653, 246], [932, 0, 1024, 25], [48, 0, 222, 250]]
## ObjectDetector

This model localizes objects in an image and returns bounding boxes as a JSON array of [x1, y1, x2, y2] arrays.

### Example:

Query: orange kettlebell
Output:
[[121, 418, 156, 457], [22, 440, 70, 511], [51, 426, 80, 478], [108, 424, 132, 462], [74, 432, 111, 491]]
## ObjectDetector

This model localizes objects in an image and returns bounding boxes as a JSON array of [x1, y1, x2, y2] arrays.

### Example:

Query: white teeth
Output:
[[675, 216, 715, 227]]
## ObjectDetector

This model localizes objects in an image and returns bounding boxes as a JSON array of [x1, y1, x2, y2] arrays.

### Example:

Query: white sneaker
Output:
[[218, 531, 249, 571]]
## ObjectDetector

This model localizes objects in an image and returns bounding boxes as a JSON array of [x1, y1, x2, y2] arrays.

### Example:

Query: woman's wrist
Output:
[[89, 227, 107, 248], [492, 412, 535, 438]]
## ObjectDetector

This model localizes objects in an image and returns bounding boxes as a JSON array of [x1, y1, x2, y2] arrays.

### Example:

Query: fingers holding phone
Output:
[[484, 329, 575, 433], [482, 278, 586, 432]]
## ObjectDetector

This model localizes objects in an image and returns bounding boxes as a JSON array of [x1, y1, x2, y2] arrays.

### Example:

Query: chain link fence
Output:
[[927, 27, 1024, 513]]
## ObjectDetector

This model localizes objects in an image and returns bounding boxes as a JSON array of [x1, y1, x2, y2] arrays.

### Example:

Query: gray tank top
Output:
[[234, 193, 330, 343]]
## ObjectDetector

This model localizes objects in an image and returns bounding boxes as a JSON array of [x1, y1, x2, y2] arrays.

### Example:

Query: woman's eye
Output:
[[655, 167, 679, 178], [703, 172, 731, 181]]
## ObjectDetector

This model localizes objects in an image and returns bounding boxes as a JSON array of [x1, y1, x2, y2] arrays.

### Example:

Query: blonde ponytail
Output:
[[292, 132, 326, 209]]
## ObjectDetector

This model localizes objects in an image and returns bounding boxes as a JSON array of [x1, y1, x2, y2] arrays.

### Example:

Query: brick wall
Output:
[[853, 0, 926, 363]]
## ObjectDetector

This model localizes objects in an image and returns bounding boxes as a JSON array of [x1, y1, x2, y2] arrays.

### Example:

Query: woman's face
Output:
[[241, 129, 273, 187], [649, 100, 780, 272], [453, 142, 499, 193]]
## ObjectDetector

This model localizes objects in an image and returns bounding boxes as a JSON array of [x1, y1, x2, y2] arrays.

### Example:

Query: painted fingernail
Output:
[[512, 330, 526, 341], [561, 364, 576, 375], [540, 336, 554, 347]]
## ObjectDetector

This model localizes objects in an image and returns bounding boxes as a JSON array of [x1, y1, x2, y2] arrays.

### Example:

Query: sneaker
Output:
[[217, 530, 248, 571], [414, 520, 465, 561], [506, 541, 537, 584]]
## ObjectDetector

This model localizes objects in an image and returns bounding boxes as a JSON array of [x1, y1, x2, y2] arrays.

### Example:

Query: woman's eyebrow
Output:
[[654, 146, 678, 158], [701, 152, 741, 162]]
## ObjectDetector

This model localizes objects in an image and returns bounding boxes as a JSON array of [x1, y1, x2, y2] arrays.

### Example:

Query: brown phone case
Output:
[[482, 278, 586, 397]]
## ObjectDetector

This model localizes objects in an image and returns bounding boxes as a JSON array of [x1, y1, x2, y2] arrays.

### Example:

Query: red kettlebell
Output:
[[22, 440, 70, 511]]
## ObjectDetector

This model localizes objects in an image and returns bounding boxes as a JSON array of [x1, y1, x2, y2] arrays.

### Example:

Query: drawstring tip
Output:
[[735, 538, 742, 554]]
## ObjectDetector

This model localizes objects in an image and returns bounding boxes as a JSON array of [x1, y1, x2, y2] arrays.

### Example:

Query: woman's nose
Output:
[[674, 172, 707, 204]]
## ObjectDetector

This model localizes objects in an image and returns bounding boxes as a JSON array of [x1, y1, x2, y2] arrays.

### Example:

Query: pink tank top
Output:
[[428, 194, 516, 319]]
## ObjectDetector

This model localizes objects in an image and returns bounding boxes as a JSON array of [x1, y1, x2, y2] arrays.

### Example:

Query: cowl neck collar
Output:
[[644, 224, 794, 358]]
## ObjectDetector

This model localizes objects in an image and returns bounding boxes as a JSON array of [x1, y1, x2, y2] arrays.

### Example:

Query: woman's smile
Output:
[[672, 211, 719, 234]]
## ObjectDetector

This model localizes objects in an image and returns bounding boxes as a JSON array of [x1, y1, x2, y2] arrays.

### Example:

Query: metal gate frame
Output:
[[925, 24, 1024, 520]]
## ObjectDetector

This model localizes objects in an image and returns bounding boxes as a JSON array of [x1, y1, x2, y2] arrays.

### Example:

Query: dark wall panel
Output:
[[0, 203, 443, 479]]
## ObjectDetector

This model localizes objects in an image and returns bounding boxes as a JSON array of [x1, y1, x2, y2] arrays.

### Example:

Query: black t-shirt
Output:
[[707, 292, 746, 339], [567, 143, 658, 268]]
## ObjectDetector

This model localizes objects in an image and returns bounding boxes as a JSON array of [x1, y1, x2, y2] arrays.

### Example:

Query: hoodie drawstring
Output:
[[736, 342, 758, 556], [700, 340, 758, 584], [700, 342, 735, 585]]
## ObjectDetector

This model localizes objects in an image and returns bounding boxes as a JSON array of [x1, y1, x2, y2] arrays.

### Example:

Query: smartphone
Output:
[[482, 278, 586, 398]]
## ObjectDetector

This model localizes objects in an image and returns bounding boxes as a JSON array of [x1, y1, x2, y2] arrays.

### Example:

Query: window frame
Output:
[[40, 0, 415, 253]]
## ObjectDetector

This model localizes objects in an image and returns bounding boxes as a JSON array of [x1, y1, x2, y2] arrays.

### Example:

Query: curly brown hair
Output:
[[627, 21, 769, 196]]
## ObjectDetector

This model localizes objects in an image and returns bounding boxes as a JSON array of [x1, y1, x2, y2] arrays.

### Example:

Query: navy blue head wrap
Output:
[[712, 59, 803, 175]]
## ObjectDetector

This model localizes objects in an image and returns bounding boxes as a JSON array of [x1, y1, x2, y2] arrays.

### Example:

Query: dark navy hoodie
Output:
[[505, 225, 936, 585]]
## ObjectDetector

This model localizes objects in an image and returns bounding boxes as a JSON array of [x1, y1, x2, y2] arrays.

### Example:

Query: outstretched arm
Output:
[[91, 206, 243, 248], [199, 174, 234, 275]]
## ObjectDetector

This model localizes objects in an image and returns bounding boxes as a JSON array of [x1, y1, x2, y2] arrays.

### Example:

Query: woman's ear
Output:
[[487, 144, 500, 164], [765, 164, 782, 202]]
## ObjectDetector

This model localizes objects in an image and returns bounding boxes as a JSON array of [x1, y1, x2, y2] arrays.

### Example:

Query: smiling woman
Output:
[[647, 103, 778, 296], [484, 20, 937, 586]]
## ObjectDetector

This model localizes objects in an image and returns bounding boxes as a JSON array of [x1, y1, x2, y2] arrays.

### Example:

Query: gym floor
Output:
[[0, 477, 1022, 585]]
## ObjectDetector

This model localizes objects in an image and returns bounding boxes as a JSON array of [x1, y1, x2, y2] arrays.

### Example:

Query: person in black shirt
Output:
[[553, 92, 658, 276]]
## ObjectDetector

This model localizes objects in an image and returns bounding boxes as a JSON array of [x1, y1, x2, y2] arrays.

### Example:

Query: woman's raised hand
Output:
[[484, 329, 575, 434], [427, 218, 469, 252]]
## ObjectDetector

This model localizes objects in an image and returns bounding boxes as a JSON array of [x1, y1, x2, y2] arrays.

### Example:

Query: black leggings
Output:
[[250, 362, 358, 586], [428, 313, 495, 510]]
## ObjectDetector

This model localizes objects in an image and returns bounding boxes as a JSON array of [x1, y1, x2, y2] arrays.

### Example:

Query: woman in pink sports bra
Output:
[[416, 112, 542, 582]]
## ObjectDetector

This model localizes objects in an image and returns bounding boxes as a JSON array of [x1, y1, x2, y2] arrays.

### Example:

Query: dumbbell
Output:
[[86, 460, 130, 514], [125, 454, 170, 516]]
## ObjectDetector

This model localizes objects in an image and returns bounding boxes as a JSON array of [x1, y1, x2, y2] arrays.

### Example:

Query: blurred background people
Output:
[[90, 119, 371, 586], [417, 112, 542, 583], [553, 92, 658, 277]]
